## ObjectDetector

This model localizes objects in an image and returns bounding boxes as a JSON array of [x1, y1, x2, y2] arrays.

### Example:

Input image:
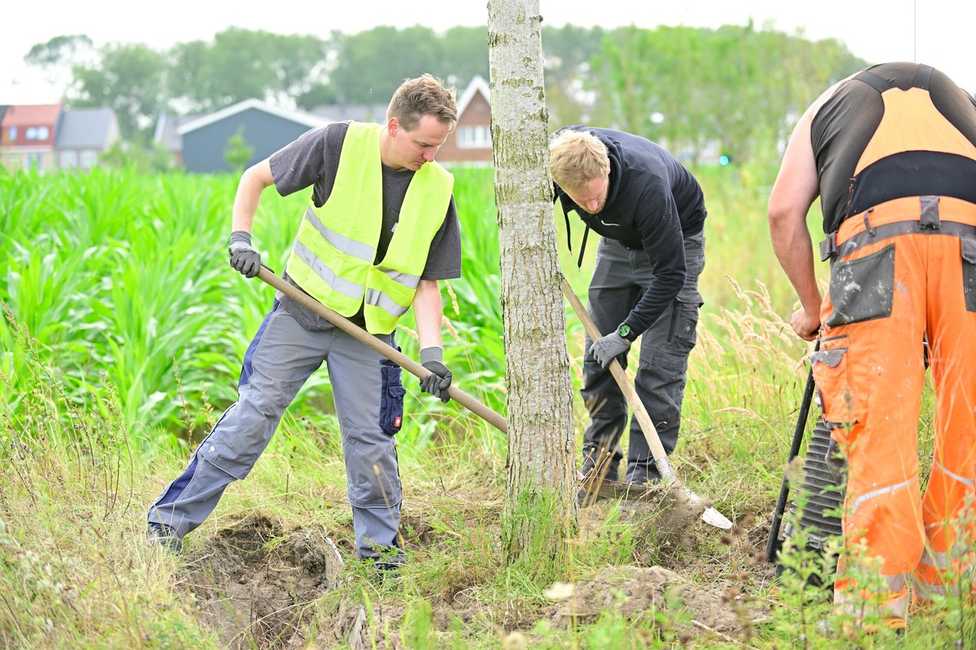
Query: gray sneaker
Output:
[[147, 522, 183, 553]]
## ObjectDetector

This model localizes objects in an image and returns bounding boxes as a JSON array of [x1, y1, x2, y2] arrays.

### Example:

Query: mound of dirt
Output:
[[549, 565, 748, 637], [180, 513, 343, 649]]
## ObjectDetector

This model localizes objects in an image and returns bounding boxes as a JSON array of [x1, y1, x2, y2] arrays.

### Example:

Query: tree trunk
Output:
[[487, 0, 577, 570]]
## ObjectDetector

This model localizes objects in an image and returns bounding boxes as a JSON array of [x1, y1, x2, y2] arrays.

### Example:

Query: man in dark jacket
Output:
[[550, 127, 707, 483]]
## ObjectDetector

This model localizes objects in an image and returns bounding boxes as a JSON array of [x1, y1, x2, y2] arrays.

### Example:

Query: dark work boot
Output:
[[147, 522, 183, 553], [373, 554, 406, 573], [367, 547, 406, 584], [625, 459, 662, 485]]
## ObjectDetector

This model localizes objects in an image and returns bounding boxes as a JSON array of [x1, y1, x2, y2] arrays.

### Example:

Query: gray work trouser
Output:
[[147, 301, 406, 559], [581, 233, 705, 481]]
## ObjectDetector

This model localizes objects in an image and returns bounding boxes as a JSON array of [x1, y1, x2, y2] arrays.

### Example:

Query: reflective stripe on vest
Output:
[[304, 206, 375, 262], [291, 240, 363, 299], [284, 121, 453, 334]]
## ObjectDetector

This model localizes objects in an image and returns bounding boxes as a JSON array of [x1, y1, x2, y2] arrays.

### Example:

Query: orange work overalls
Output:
[[812, 63, 976, 624]]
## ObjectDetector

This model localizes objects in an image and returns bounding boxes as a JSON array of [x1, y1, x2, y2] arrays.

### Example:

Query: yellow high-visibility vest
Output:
[[285, 122, 454, 334]]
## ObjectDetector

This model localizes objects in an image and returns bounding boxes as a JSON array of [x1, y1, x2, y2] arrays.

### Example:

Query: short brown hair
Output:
[[387, 74, 457, 130], [549, 130, 610, 189]]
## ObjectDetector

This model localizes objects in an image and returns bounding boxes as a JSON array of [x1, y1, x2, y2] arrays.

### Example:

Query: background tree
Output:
[[487, 0, 576, 575], [439, 26, 492, 86], [589, 24, 863, 162], [223, 129, 255, 172], [24, 34, 94, 69], [25, 24, 862, 156], [326, 27, 442, 103], [540, 25, 604, 128], [167, 29, 331, 112], [71, 44, 169, 139], [324, 26, 490, 104], [23, 34, 96, 107]]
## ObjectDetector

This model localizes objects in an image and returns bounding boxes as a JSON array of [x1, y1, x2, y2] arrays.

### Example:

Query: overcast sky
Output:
[[3, 0, 974, 104]]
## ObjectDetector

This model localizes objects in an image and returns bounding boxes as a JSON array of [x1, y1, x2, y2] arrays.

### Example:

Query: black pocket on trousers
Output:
[[666, 301, 700, 351], [826, 244, 895, 327], [379, 361, 405, 436], [961, 238, 976, 312]]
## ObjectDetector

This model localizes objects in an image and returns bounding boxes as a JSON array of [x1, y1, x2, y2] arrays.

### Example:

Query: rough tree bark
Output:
[[487, 0, 577, 567]]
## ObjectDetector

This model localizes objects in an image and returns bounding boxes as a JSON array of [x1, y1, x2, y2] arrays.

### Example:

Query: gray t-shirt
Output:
[[269, 121, 462, 330]]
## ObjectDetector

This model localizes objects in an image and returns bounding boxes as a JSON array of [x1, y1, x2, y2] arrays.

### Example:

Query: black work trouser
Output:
[[581, 233, 704, 481]]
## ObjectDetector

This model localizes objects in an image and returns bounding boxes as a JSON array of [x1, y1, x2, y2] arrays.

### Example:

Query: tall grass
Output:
[[2, 164, 966, 647], [0, 163, 921, 484]]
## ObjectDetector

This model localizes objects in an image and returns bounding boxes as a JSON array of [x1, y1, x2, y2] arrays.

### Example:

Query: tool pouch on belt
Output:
[[810, 338, 861, 445], [379, 359, 405, 436], [826, 244, 895, 327]]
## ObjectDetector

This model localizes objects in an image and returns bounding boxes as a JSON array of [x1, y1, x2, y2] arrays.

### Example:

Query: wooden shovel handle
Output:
[[560, 276, 674, 480], [257, 266, 508, 434]]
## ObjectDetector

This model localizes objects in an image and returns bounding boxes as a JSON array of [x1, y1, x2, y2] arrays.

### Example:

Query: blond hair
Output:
[[387, 74, 457, 130], [549, 130, 610, 189]]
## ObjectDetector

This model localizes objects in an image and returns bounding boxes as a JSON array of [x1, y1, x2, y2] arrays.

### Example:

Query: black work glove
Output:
[[419, 347, 452, 402], [228, 230, 261, 278]]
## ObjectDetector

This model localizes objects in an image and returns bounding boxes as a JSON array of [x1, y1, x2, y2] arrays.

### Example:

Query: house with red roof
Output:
[[437, 76, 492, 165], [0, 103, 120, 172], [0, 104, 62, 171]]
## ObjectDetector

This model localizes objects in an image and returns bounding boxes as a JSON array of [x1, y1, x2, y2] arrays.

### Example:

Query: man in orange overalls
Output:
[[768, 62, 976, 628]]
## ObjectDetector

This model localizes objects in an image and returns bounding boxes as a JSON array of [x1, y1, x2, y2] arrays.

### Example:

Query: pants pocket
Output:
[[379, 360, 405, 436], [666, 301, 699, 352], [826, 243, 895, 327], [810, 337, 859, 444], [961, 238, 976, 312]]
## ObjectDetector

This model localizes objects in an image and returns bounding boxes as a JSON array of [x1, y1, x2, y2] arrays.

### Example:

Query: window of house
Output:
[[60, 150, 79, 168], [7, 127, 16, 141], [36, 126, 49, 140], [26, 127, 37, 140], [457, 125, 491, 149]]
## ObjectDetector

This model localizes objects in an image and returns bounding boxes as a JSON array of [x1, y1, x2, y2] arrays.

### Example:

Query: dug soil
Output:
[[178, 514, 342, 648], [177, 494, 770, 647]]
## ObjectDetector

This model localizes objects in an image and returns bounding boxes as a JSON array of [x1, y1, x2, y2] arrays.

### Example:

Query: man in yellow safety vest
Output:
[[147, 75, 461, 570]]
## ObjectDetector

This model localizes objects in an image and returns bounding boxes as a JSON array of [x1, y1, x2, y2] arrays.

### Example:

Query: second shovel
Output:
[[561, 276, 733, 531]]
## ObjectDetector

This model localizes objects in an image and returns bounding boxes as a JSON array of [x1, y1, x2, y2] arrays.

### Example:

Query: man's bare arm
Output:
[[768, 108, 823, 339], [413, 279, 444, 351], [768, 78, 853, 339], [232, 159, 275, 233]]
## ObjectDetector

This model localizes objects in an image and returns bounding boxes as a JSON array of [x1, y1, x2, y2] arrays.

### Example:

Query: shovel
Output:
[[560, 276, 733, 531], [257, 266, 507, 433]]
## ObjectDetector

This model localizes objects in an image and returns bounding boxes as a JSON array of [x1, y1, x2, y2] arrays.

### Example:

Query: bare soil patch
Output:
[[549, 565, 751, 639], [179, 513, 342, 648]]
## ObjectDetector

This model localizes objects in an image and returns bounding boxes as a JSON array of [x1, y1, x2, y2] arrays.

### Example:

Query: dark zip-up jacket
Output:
[[554, 126, 706, 338]]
